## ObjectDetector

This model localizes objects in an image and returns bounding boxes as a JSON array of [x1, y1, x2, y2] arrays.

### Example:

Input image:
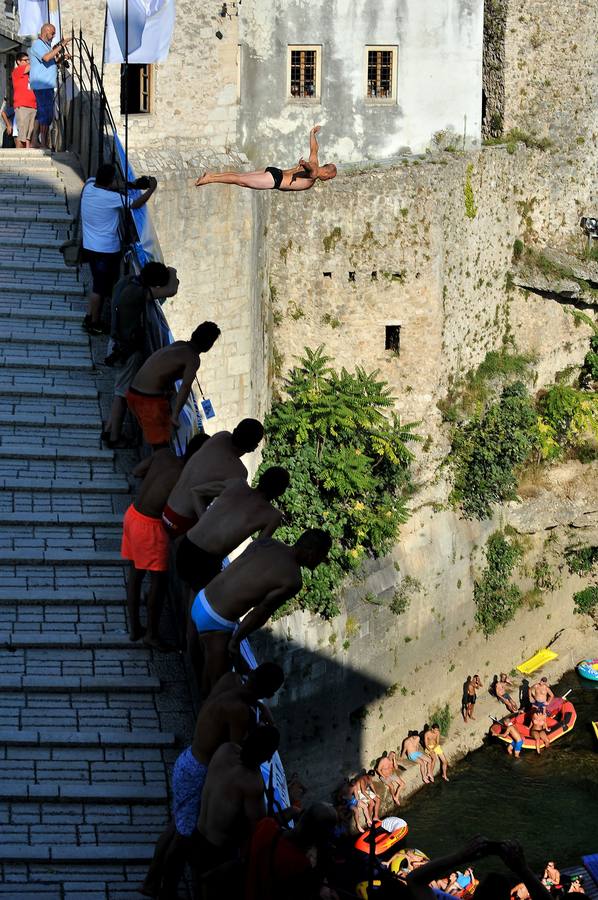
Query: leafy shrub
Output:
[[537, 384, 598, 456], [474, 532, 524, 636], [438, 349, 534, 423], [390, 575, 422, 615], [428, 703, 452, 735], [450, 382, 540, 519], [573, 586, 598, 616], [257, 346, 418, 618], [565, 546, 598, 575], [580, 334, 598, 385]]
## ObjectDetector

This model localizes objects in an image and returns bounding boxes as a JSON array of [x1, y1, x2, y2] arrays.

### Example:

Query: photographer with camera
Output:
[[102, 262, 179, 448], [81, 163, 157, 335], [29, 23, 71, 148]]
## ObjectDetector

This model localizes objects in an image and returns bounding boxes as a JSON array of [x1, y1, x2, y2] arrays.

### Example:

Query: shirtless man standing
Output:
[[193, 725, 280, 897], [425, 724, 449, 782], [141, 665, 283, 899], [195, 126, 337, 193], [176, 467, 290, 592], [126, 321, 220, 448], [400, 731, 434, 785], [502, 717, 524, 758], [192, 528, 331, 691], [530, 708, 551, 754], [162, 420, 264, 538], [376, 751, 405, 807], [530, 677, 554, 712], [121, 433, 208, 647]]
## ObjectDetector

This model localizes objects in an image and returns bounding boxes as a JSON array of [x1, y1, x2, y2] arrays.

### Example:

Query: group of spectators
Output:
[[76, 151, 339, 898], [1, 23, 70, 150]]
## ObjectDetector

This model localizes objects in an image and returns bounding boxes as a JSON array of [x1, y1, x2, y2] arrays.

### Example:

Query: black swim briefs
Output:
[[265, 166, 284, 190], [176, 535, 223, 592]]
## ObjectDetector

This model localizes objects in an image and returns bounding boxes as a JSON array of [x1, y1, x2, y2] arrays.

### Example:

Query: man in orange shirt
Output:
[[11, 52, 37, 149]]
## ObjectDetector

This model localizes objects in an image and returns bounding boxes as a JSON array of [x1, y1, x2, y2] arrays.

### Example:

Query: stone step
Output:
[[0, 233, 68, 250], [0, 476, 128, 492], [0, 726, 175, 747], [0, 383, 98, 400], [0, 445, 112, 463], [0, 631, 141, 650], [4, 327, 89, 348], [0, 173, 61, 187], [0, 675, 160, 693], [0, 149, 54, 159], [0, 393, 100, 415], [0, 278, 84, 295], [0, 209, 73, 224], [0, 589, 125, 606], [0, 303, 85, 322], [0, 782, 165, 804], [0, 548, 123, 565], [0, 511, 123, 525], [0, 370, 97, 393], [0, 412, 101, 432], [0, 351, 92, 371], [0, 862, 163, 899], [0, 191, 65, 206], [0, 843, 156, 864]]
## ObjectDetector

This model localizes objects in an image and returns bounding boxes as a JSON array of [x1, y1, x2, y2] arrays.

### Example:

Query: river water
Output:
[[399, 669, 598, 870]]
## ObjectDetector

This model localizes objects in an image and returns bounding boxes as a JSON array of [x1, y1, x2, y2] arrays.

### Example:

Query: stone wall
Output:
[[254, 468, 598, 797], [502, 0, 598, 140], [239, 0, 484, 162], [128, 148, 271, 443], [482, 0, 507, 137], [61, 0, 239, 153], [266, 142, 597, 480]]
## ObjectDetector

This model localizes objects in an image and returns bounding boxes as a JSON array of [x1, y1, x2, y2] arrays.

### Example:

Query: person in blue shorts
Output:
[[28, 23, 72, 148], [502, 717, 524, 758]]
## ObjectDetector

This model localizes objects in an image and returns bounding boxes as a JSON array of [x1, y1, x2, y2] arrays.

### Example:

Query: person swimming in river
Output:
[[194, 125, 337, 192]]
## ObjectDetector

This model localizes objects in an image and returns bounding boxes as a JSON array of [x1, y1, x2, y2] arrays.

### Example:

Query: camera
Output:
[[135, 176, 151, 189], [580, 216, 598, 237]]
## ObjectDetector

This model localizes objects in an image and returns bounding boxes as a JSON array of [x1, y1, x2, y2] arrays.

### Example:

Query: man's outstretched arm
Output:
[[309, 124, 321, 167]]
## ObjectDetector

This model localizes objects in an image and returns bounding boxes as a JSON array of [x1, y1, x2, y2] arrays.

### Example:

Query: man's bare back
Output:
[[198, 742, 265, 848], [167, 432, 248, 519], [187, 478, 282, 557], [132, 341, 199, 395], [205, 538, 302, 621], [191, 682, 259, 765], [135, 449, 185, 518]]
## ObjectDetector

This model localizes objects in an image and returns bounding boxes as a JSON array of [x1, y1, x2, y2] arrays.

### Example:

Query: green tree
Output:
[[258, 347, 419, 617], [474, 532, 523, 636]]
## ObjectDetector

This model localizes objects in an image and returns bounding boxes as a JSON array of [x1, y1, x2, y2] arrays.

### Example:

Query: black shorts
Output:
[[176, 535, 223, 592], [265, 166, 283, 190], [83, 249, 122, 297]]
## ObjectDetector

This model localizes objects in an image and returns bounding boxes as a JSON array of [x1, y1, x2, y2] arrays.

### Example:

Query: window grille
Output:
[[120, 64, 153, 115], [289, 48, 318, 98], [367, 49, 393, 98]]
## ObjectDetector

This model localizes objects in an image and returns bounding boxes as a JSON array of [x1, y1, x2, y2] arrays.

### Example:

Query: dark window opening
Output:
[[367, 49, 393, 98], [371, 271, 378, 280], [120, 63, 152, 114], [290, 49, 317, 98], [323, 272, 332, 278], [482, 88, 487, 126], [385, 325, 401, 353], [348, 271, 356, 282]]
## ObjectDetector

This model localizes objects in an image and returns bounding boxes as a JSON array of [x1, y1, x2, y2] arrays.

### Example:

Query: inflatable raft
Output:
[[491, 696, 576, 750], [577, 658, 598, 682], [354, 818, 408, 855]]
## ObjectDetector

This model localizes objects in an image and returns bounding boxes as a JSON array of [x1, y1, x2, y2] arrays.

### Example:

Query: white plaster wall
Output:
[[239, 0, 483, 162]]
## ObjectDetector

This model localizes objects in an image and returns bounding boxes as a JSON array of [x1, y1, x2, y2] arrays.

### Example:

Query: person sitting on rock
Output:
[[494, 673, 519, 714], [400, 731, 434, 785], [195, 126, 336, 193], [376, 750, 406, 807]]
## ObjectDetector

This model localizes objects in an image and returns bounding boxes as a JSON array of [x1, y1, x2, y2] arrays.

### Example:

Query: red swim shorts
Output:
[[162, 503, 198, 539], [126, 387, 172, 446], [121, 503, 170, 572]]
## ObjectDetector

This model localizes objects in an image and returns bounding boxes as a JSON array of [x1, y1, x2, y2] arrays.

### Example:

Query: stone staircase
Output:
[[0, 151, 192, 898]]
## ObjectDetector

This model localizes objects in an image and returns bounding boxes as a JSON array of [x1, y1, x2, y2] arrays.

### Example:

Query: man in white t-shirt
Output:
[[80, 162, 157, 334]]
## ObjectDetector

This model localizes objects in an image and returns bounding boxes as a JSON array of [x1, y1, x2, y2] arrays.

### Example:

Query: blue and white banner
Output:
[[104, 0, 175, 63], [17, 0, 60, 37]]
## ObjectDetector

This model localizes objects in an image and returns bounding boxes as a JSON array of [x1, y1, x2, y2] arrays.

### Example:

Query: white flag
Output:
[[104, 0, 175, 64], [17, 0, 60, 37]]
